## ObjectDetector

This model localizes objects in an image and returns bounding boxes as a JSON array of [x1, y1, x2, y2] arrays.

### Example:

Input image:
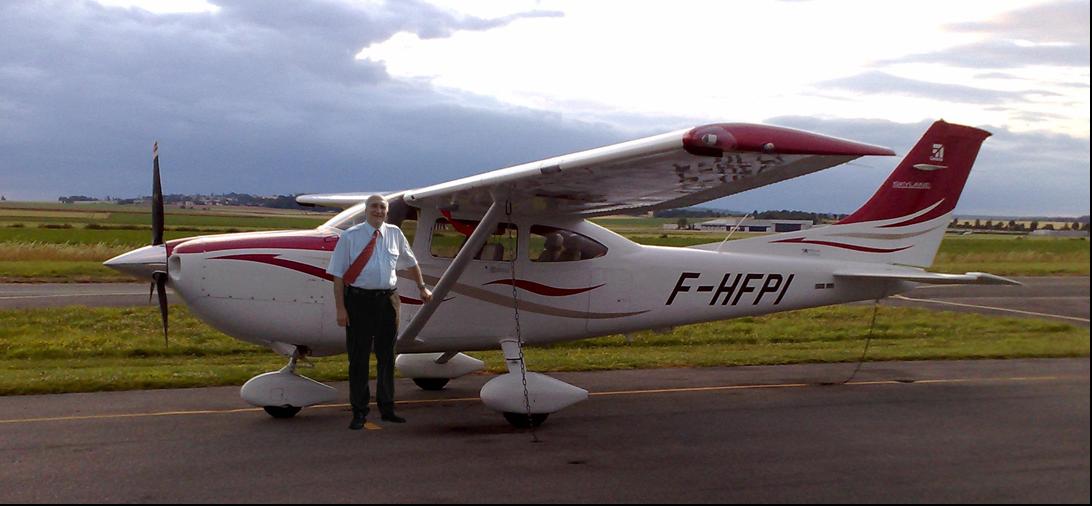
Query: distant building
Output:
[[699, 217, 813, 233]]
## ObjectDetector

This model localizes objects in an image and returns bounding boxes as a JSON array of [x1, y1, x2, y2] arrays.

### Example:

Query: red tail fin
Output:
[[838, 120, 991, 226]]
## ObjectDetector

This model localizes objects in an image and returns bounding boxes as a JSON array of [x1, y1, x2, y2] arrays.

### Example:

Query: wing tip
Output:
[[685, 123, 894, 157]]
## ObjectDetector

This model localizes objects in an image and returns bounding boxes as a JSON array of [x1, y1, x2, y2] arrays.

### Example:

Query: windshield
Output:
[[323, 202, 371, 231]]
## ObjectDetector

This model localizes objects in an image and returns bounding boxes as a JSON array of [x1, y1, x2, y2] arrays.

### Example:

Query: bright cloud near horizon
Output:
[[0, 0, 1088, 216], [360, 0, 1088, 138]]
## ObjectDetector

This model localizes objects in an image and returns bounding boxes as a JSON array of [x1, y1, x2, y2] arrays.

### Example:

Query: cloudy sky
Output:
[[0, 0, 1088, 215]]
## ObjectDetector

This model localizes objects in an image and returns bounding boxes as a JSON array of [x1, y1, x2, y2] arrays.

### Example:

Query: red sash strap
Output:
[[342, 229, 380, 285]]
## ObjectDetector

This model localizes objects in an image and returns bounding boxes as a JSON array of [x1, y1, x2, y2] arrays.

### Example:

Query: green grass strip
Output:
[[0, 304, 1085, 395]]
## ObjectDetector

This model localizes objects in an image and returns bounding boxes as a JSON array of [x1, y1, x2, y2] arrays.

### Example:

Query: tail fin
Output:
[[838, 120, 991, 226], [720, 120, 991, 268]]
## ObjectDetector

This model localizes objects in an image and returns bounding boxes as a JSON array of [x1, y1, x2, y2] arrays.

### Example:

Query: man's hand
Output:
[[337, 307, 349, 327], [420, 287, 433, 303]]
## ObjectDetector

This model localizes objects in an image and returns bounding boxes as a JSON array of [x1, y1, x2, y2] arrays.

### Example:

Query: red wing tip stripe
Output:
[[484, 279, 604, 296], [772, 237, 911, 253]]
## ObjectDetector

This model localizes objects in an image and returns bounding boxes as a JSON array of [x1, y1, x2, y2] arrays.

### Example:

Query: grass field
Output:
[[0, 304, 1086, 395], [0, 204, 1088, 281]]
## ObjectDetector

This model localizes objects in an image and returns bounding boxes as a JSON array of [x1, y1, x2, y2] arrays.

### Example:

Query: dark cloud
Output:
[[816, 71, 1049, 104], [882, 40, 1089, 69], [946, 0, 1089, 43], [713, 116, 1090, 216], [0, 0, 593, 200]]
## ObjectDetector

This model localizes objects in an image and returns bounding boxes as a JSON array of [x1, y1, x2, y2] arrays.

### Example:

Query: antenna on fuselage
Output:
[[716, 212, 752, 253]]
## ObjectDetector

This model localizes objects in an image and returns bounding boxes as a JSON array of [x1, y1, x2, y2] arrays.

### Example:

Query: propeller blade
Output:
[[153, 271, 169, 347], [152, 141, 164, 246]]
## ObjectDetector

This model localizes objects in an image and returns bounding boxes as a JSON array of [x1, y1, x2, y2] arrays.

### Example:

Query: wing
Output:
[[404, 123, 895, 216], [295, 192, 394, 209]]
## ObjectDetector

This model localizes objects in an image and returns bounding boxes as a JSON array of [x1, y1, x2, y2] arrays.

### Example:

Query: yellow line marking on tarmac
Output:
[[0, 375, 1081, 426], [892, 294, 1090, 323]]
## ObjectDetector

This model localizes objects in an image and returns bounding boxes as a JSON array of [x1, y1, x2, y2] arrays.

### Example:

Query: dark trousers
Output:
[[344, 289, 400, 417]]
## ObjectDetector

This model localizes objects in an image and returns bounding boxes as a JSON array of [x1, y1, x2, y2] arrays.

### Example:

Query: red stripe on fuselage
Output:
[[212, 253, 333, 281], [174, 231, 337, 255], [210, 253, 428, 306], [771, 237, 911, 253], [484, 279, 603, 296]]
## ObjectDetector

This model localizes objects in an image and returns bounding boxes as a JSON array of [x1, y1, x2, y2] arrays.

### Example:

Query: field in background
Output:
[[0, 304, 1086, 395], [0, 203, 1088, 281]]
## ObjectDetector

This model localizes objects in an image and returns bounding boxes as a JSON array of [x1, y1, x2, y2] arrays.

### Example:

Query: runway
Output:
[[0, 282, 180, 309], [880, 276, 1090, 327], [1, 359, 1088, 503]]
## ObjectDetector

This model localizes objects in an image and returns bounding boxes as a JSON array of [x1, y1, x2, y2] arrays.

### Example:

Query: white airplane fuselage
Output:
[[148, 208, 911, 357]]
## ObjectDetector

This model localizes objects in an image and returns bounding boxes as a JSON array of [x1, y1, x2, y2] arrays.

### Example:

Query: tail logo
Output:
[[930, 144, 945, 162]]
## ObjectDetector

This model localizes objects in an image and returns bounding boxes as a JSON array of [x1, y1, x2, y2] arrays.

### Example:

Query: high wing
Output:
[[296, 192, 393, 209], [402, 123, 895, 217]]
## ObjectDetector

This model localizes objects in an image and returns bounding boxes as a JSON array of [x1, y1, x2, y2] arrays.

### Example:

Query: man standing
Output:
[[327, 195, 432, 430]]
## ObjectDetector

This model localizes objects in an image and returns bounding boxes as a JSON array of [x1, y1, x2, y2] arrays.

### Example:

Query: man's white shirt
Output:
[[326, 222, 418, 289]]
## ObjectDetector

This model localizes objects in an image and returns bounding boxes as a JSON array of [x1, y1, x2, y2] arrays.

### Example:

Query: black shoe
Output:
[[380, 413, 406, 423], [348, 413, 366, 430]]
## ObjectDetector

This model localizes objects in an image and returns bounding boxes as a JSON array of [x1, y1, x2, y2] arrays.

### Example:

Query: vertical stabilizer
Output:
[[838, 120, 991, 226], [719, 120, 991, 268]]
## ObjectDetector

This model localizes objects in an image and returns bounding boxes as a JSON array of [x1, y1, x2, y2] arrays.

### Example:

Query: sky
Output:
[[0, 0, 1088, 216]]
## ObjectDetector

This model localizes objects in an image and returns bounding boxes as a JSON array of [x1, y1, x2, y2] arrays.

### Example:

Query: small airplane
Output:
[[105, 119, 1017, 426]]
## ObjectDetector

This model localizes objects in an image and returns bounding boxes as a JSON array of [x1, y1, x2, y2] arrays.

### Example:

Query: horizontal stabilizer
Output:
[[834, 269, 1021, 286]]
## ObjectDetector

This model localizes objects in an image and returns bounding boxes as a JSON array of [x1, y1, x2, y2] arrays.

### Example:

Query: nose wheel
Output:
[[412, 377, 450, 391], [241, 347, 337, 418]]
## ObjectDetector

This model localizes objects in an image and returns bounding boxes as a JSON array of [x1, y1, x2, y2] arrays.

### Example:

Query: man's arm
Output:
[[333, 276, 348, 327], [408, 264, 432, 303]]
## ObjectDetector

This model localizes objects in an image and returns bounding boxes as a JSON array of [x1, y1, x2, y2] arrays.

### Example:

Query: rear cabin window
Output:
[[529, 225, 607, 262], [430, 218, 517, 261]]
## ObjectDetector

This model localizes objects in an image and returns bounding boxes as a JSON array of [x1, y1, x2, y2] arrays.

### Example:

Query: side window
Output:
[[530, 225, 607, 262], [430, 218, 517, 261], [401, 219, 416, 245]]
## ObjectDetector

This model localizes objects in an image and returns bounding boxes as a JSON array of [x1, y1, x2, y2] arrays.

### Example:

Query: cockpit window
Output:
[[430, 218, 517, 261], [325, 202, 370, 231], [530, 225, 607, 262], [324, 201, 416, 237]]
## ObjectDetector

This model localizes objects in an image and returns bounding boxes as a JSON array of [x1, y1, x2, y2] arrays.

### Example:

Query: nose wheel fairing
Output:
[[240, 354, 337, 414]]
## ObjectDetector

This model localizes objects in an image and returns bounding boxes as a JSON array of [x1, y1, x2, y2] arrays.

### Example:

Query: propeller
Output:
[[149, 141, 169, 346]]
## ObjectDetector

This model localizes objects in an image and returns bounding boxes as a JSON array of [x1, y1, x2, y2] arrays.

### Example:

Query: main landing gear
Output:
[[480, 339, 588, 428], [240, 347, 337, 419], [396, 352, 485, 391]]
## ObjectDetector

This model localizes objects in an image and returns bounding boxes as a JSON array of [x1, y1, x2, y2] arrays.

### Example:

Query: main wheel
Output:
[[263, 405, 302, 419], [412, 378, 450, 391], [503, 412, 549, 428]]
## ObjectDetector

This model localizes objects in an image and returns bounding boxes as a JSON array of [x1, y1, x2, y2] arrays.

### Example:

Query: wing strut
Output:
[[397, 199, 506, 349]]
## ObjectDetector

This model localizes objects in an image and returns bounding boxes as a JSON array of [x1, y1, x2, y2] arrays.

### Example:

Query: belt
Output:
[[345, 286, 396, 296]]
